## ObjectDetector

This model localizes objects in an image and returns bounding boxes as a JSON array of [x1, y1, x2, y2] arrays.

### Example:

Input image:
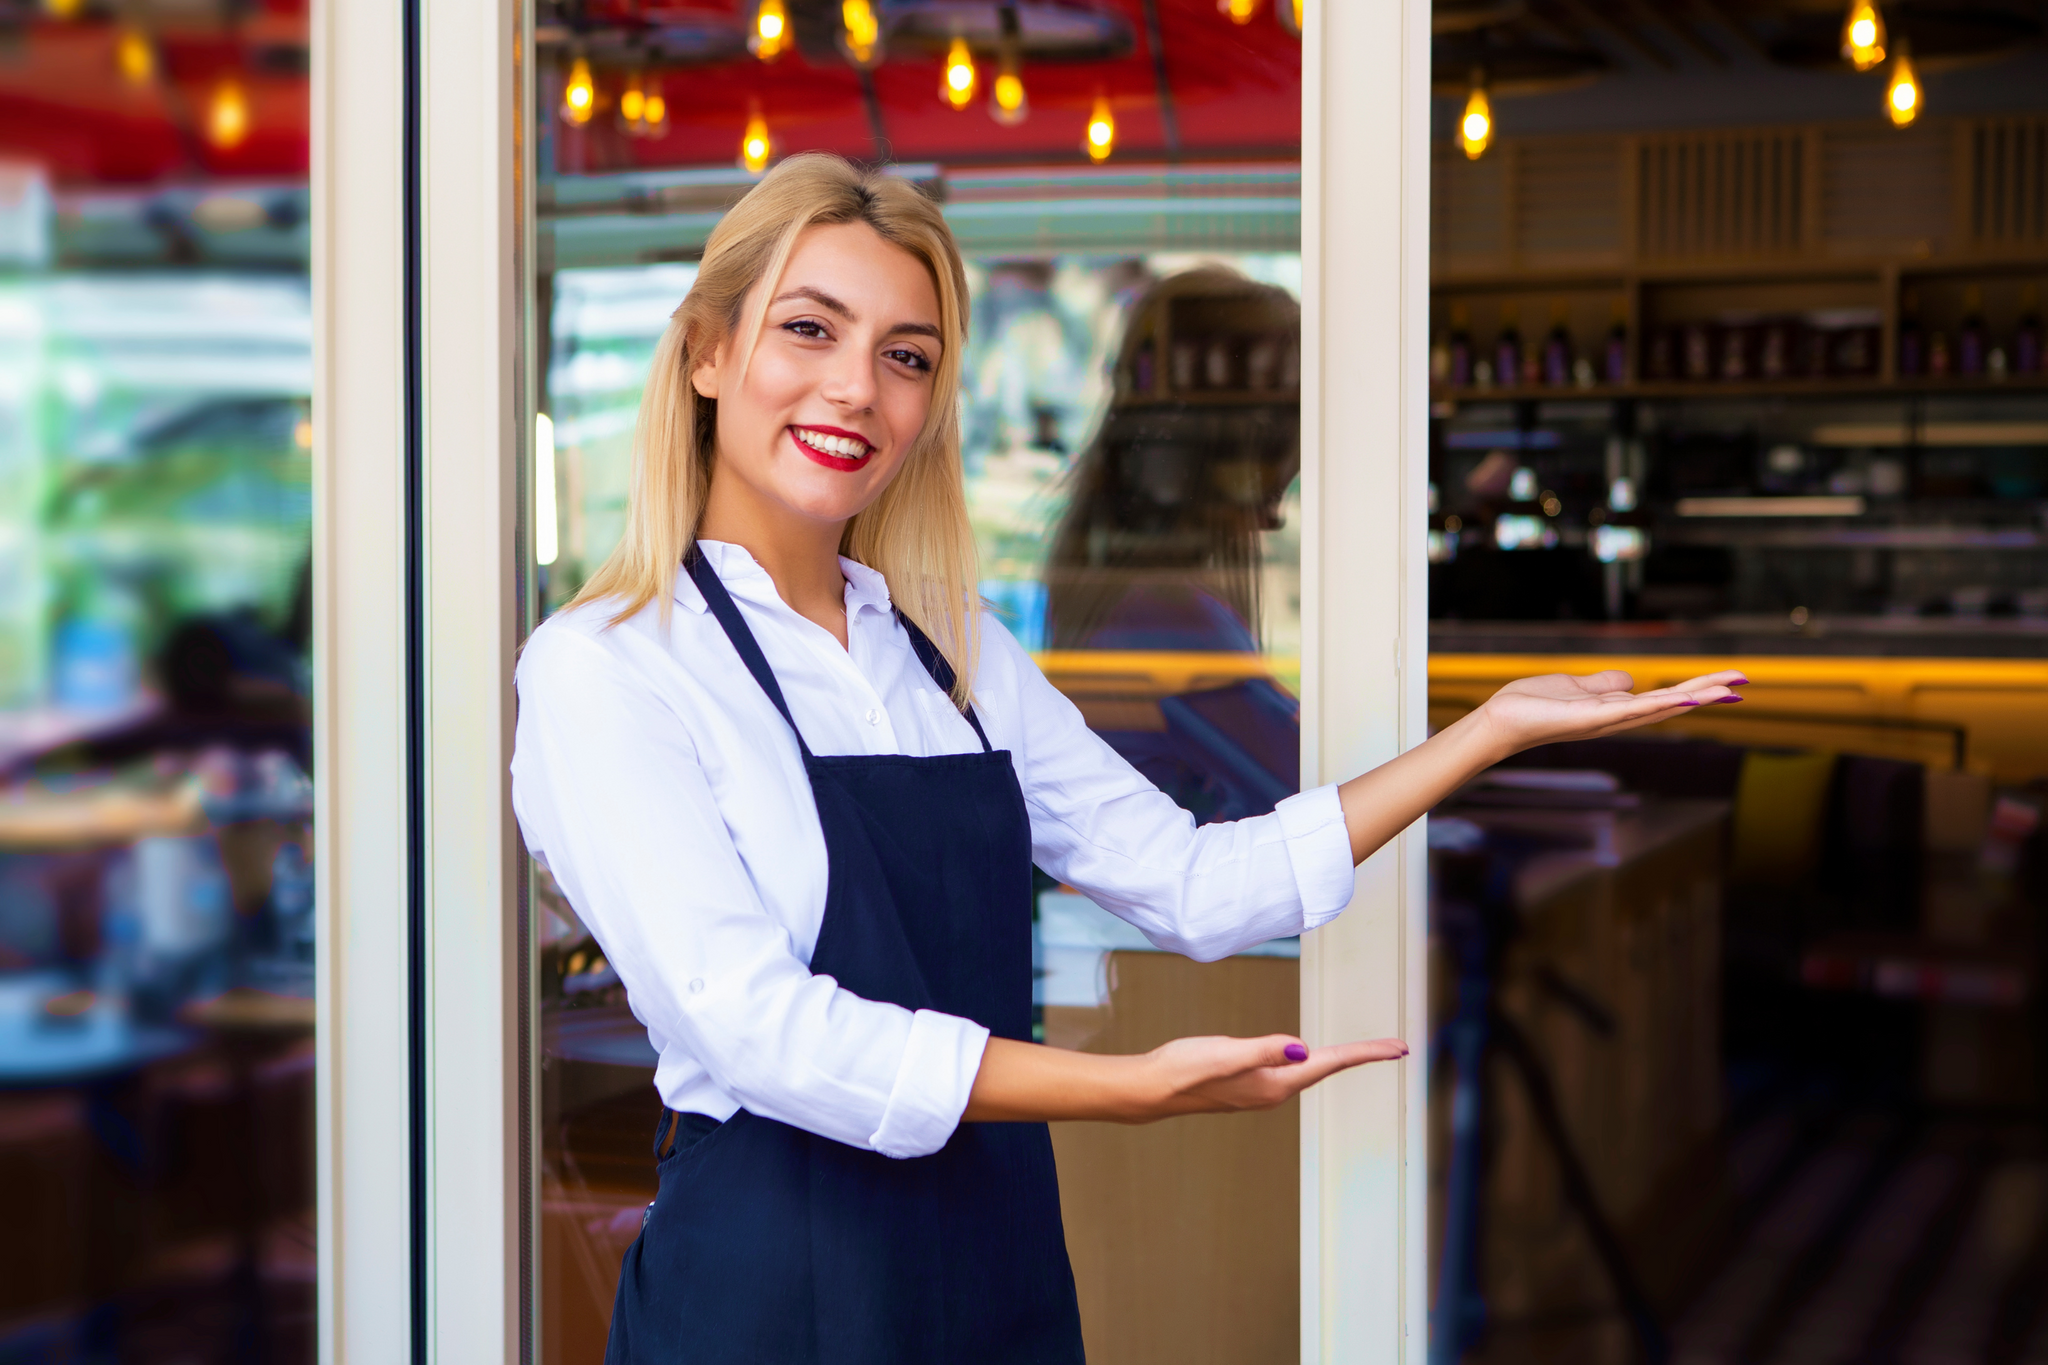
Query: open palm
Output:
[[1476, 668, 1747, 753]]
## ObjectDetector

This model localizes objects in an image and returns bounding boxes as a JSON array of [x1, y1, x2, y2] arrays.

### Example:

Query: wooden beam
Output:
[[1690, 0, 1773, 63], [1629, 0, 1730, 67], [1556, 0, 1677, 70]]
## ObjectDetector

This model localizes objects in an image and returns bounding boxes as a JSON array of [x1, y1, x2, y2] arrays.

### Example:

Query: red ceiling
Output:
[[0, 0, 1298, 189]]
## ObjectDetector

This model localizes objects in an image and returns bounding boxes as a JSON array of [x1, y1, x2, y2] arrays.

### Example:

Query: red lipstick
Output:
[[788, 424, 875, 472]]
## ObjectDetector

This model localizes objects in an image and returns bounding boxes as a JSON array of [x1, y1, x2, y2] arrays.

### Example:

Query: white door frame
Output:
[[315, 0, 1428, 1356], [313, 0, 529, 1359], [1298, 0, 1434, 1359]]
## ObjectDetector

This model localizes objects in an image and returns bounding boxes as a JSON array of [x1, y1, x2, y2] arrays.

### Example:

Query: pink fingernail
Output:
[[1718, 696, 1744, 704], [1681, 698, 1702, 706], [1284, 1043, 1309, 1063]]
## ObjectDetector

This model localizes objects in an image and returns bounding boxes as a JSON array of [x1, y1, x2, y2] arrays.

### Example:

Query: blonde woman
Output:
[[510, 153, 1744, 1363]]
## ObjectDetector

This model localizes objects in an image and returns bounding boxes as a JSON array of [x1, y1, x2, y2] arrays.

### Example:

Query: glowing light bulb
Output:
[[620, 82, 645, 125], [207, 78, 249, 149], [1841, 0, 1887, 71], [841, 0, 881, 67], [751, 0, 789, 61], [562, 57, 595, 125], [991, 61, 1027, 126], [942, 37, 976, 109], [43, 0, 82, 18], [1279, 0, 1303, 36], [1886, 39, 1919, 126], [741, 108, 773, 173], [1084, 92, 1115, 162], [115, 27, 154, 85], [644, 92, 667, 128], [1459, 71, 1491, 160], [1218, 0, 1256, 22]]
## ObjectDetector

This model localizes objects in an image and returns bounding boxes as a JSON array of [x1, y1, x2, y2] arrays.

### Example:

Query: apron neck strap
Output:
[[686, 547, 992, 757]]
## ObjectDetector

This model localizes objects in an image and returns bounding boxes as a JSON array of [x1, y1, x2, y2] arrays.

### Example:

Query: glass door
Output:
[[523, 2, 1308, 1360]]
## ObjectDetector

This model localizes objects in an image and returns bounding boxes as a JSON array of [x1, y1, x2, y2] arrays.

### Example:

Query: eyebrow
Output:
[[772, 286, 943, 343]]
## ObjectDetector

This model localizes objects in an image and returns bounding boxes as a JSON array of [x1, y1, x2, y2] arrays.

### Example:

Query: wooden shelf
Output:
[[1433, 375, 2048, 405]]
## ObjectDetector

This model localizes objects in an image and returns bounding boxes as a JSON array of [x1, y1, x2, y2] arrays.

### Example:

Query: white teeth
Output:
[[795, 428, 871, 459]]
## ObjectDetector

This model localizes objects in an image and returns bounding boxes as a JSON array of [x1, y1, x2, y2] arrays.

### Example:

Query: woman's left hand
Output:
[[1470, 668, 1747, 757]]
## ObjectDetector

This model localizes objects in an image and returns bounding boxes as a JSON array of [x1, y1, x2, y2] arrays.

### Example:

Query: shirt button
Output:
[[688, 978, 705, 994], [865, 707, 880, 727]]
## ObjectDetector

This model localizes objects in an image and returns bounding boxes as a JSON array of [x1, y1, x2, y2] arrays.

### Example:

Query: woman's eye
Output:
[[783, 319, 828, 339], [885, 348, 932, 372]]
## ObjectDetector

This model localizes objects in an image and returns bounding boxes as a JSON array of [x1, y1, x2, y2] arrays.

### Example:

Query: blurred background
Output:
[[0, 1, 315, 1360]]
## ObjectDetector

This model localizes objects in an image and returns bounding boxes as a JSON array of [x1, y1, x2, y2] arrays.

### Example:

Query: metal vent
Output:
[[1967, 117, 2048, 250], [1635, 130, 1806, 261]]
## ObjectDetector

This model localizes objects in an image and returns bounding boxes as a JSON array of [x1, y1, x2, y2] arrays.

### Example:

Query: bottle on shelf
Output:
[[1928, 331, 1952, 378], [1603, 306, 1628, 385], [1541, 301, 1573, 387], [1448, 302, 1473, 387], [2015, 284, 2042, 376], [1494, 305, 1523, 393], [1959, 285, 1987, 377]]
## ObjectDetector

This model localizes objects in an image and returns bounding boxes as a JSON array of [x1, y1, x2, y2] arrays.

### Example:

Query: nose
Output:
[[818, 339, 879, 413]]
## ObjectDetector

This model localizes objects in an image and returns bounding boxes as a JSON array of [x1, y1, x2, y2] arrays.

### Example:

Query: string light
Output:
[[1459, 68, 1491, 160], [207, 77, 249, 149], [1278, 0, 1303, 37], [644, 86, 667, 129], [1218, 0, 1256, 22], [620, 75, 645, 125], [840, 0, 881, 67], [751, 0, 789, 61], [942, 36, 976, 109], [1084, 92, 1115, 162], [991, 55, 1027, 126], [562, 56, 595, 125], [1886, 37, 1920, 126], [1841, 0, 1887, 71], [741, 106, 773, 173], [115, 26, 154, 85]]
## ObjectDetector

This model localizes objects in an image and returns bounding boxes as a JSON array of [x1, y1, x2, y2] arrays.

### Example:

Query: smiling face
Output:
[[692, 220, 945, 539]]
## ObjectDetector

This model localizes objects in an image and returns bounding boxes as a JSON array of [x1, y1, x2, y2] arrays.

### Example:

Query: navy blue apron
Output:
[[604, 552, 1085, 1365]]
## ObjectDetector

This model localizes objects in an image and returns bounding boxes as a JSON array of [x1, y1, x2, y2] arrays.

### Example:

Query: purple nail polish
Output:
[[1284, 1043, 1309, 1063], [1681, 698, 1702, 706], [1718, 695, 1743, 704]]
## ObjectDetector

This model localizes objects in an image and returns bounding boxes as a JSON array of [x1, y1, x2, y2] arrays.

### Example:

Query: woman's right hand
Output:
[[961, 1033, 1407, 1125]]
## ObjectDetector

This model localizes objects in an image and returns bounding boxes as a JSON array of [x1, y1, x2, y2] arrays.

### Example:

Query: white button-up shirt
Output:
[[510, 540, 1356, 1160]]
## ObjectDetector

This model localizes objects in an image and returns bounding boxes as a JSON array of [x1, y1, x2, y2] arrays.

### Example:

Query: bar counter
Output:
[[1432, 616, 2048, 660]]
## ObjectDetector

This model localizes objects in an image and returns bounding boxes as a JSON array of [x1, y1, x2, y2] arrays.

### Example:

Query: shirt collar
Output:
[[671, 540, 894, 618]]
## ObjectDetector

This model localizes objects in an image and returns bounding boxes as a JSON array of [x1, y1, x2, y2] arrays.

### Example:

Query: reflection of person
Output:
[[1045, 266, 1299, 652], [509, 154, 1744, 1364]]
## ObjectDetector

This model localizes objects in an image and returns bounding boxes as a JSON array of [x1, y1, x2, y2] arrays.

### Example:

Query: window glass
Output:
[[0, 5, 315, 1360], [529, 5, 1300, 1359]]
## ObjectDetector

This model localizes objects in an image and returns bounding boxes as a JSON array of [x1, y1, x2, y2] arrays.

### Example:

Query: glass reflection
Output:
[[0, 6, 314, 1359]]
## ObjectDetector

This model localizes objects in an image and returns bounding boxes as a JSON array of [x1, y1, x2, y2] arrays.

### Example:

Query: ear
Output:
[[689, 333, 725, 401]]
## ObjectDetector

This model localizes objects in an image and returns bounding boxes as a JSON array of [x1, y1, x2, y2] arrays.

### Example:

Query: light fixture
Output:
[[1278, 0, 1302, 36], [751, 0, 789, 61], [115, 26, 154, 85], [43, 0, 83, 18], [562, 56, 595, 125], [1084, 91, 1115, 162], [991, 56, 1027, 126], [1459, 68, 1491, 160], [840, 0, 881, 67], [1885, 36, 1919, 126], [535, 413, 559, 568], [644, 84, 667, 131], [1218, 0, 1256, 23], [206, 77, 249, 149], [1841, 0, 1887, 71], [942, 36, 976, 109], [620, 75, 645, 125], [741, 106, 773, 173]]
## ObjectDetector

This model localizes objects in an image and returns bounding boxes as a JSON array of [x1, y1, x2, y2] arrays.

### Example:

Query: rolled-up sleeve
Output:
[[979, 625, 1357, 961], [512, 628, 988, 1158]]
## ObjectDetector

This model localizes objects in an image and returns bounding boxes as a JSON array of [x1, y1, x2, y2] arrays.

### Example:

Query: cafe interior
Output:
[[0, 0, 2045, 1361]]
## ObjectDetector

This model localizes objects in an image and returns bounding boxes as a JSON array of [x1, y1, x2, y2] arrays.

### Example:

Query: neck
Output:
[[698, 469, 852, 646]]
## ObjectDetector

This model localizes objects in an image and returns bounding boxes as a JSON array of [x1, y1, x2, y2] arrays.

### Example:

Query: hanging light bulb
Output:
[[562, 56, 595, 125], [43, 0, 83, 18], [1459, 68, 1492, 160], [942, 36, 977, 110], [115, 26, 154, 85], [740, 106, 773, 173], [1840, 0, 1887, 71], [619, 73, 646, 127], [1218, 0, 1256, 22], [751, 0, 789, 61], [1886, 37, 1920, 126], [207, 77, 249, 149], [1278, 0, 1303, 37], [644, 81, 668, 133], [991, 54, 1027, 126], [1084, 92, 1115, 163], [840, 0, 881, 67]]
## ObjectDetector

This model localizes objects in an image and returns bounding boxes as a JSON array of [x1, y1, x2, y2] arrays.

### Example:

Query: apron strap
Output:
[[898, 611, 992, 754], [687, 549, 814, 759], [686, 547, 991, 756]]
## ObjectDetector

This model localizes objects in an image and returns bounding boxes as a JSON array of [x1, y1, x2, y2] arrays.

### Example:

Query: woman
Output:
[[511, 154, 1743, 1364]]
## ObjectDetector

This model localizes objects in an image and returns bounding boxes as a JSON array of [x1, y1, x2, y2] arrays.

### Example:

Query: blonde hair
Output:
[[567, 153, 980, 704]]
